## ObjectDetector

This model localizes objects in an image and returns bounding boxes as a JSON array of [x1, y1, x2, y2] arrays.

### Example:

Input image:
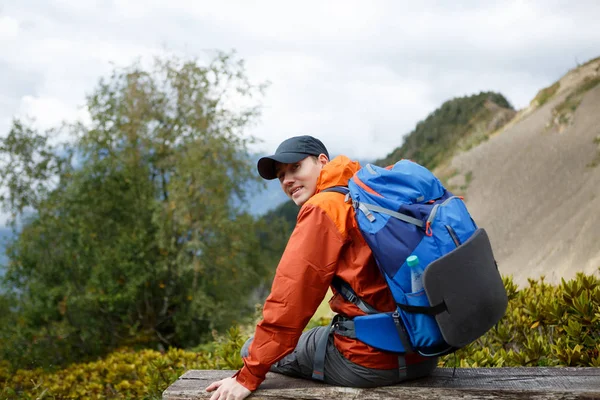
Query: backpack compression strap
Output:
[[311, 315, 354, 381], [322, 186, 425, 228]]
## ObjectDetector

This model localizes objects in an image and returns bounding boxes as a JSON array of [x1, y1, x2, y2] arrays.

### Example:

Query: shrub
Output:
[[440, 272, 600, 367], [3, 272, 599, 398], [0, 327, 246, 400]]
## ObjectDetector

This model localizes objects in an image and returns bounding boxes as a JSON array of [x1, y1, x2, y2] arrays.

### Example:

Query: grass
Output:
[[460, 171, 473, 193], [587, 136, 600, 168], [532, 82, 560, 107], [552, 76, 600, 129]]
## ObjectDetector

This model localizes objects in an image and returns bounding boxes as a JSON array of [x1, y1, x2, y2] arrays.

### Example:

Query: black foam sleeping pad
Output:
[[423, 228, 508, 348]]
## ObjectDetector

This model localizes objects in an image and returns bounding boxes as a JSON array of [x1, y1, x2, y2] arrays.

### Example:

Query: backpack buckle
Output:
[[345, 292, 358, 303], [357, 202, 376, 222]]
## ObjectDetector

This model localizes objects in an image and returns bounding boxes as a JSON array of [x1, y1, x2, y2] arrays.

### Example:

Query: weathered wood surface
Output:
[[163, 367, 600, 399]]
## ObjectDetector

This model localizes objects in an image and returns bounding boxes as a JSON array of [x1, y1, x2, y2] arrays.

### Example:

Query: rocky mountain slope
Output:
[[444, 57, 600, 286]]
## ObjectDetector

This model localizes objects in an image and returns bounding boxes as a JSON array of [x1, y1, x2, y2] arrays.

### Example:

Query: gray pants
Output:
[[241, 326, 437, 388]]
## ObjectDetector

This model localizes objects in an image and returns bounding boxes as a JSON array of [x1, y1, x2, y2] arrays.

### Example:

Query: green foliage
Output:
[[263, 199, 300, 228], [257, 200, 298, 258], [304, 315, 331, 331], [3, 272, 600, 398], [440, 272, 600, 367], [375, 92, 514, 169], [532, 82, 560, 107], [0, 327, 246, 399], [253, 199, 299, 283], [0, 53, 276, 370]]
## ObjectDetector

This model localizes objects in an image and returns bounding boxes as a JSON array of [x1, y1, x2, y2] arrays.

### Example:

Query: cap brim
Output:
[[257, 153, 309, 180]]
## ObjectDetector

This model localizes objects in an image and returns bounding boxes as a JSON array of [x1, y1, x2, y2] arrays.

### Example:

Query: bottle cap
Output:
[[407, 255, 419, 267]]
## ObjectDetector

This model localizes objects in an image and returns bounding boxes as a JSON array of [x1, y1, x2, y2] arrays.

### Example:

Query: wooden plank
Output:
[[163, 368, 600, 400]]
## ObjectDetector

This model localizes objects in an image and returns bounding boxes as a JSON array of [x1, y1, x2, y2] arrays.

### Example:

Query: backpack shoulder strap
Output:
[[322, 186, 350, 196]]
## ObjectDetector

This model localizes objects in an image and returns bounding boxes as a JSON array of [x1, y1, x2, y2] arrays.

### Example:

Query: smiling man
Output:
[[206, 135, 437, 400], [270, 137, 329, 206]]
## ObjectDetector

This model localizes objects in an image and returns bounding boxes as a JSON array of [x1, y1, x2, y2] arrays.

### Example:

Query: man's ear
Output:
[[317, 153, 329, 166]]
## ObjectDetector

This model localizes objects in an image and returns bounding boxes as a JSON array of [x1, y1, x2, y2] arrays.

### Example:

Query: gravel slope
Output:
[[448, 62, 600, 286]]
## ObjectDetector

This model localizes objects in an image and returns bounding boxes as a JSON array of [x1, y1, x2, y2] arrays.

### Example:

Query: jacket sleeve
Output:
[[235, 203, 347, 391]]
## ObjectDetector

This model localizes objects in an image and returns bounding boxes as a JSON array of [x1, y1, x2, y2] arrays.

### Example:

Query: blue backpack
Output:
[[312, 160, 507, 380]]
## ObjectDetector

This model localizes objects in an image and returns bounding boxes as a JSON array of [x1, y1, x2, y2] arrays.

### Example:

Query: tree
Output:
[[0, 52, 273, 369]]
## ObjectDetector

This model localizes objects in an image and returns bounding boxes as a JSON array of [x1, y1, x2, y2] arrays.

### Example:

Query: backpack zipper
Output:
[[425, 196, 463, 235], [445, 225, 461, 247]]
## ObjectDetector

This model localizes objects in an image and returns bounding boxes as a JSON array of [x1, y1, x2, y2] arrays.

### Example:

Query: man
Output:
[[206, 136, 437, 400]]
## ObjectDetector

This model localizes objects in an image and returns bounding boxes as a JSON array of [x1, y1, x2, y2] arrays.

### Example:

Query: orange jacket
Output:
[[236, 156, 424, 391]]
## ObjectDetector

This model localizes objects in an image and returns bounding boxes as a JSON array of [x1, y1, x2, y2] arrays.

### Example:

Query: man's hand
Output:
[[206, 376, 252, 400]]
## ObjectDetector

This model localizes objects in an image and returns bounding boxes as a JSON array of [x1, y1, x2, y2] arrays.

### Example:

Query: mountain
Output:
[[375, 91, 516, 169], [440, 57, 600, 286]]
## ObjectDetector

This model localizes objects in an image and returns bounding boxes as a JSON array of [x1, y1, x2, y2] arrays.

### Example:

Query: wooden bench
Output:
[[163, 367, 600, 399]]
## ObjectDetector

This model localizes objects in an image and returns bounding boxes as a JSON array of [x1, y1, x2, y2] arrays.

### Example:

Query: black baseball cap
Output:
[[257, 135, 329, 180]]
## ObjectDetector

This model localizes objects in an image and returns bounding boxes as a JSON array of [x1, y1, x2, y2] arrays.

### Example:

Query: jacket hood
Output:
[[315, 155, 360, 193]]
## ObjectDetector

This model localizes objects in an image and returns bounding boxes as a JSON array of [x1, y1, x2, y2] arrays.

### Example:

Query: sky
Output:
[[1, 0, 600, 162]]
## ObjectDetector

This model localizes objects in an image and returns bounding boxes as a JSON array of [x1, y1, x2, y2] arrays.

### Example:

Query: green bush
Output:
[[0, 327, 246, 400], [440, 272, 600, 367], [0, 53, 274, 370], [3, 272, 599, 399]]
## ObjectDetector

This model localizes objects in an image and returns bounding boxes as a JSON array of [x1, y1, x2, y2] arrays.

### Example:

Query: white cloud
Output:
[[16, 95, 90, 132], [0, 0, 599, 162], [0, 15, 19, 40]]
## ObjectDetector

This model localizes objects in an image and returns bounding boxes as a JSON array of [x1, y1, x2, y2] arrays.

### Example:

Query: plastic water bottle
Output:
[[408, 255, 424, 292]]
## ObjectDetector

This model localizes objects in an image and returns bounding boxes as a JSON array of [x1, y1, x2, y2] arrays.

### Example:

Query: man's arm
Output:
[[235, 203, 346, 390]]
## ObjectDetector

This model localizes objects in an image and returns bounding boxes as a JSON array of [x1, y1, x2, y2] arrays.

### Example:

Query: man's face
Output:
[[276, 155, 327, 206]]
